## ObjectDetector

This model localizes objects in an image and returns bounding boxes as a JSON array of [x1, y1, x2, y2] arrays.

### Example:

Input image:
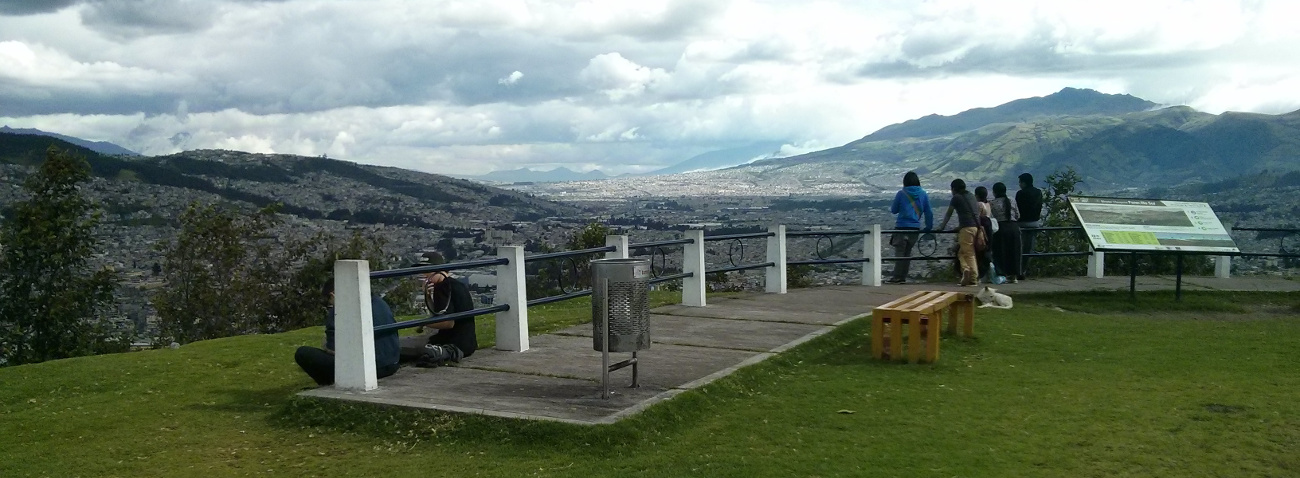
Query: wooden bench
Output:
[[871, 290, 975, 363]]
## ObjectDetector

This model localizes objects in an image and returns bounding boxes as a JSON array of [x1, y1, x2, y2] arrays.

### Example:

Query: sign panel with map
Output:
[[1068, 196, 1239, 253]]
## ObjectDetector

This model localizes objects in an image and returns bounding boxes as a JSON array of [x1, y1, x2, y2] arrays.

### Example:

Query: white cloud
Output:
[[498, 70, 524, 85], [1, 0, 1298, 176]]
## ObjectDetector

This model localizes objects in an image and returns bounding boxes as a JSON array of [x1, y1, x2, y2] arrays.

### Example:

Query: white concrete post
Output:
[[683, 229, 707, 307], [333, 260, 377, 392], [864, 224, 882, 286], [494, 246, 530, 352], [1087, 250, 1106, 278], [765, 224, 787, 294], [1215, 255, 1231, 278], [605, 235, 629, 259]]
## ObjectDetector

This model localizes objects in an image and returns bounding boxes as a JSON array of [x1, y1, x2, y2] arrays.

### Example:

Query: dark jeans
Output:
[[295, 346, 399, 386], [993, 221, 1022, 278], [1019, 220, 1042, 275], [889, 229, 919, 280]]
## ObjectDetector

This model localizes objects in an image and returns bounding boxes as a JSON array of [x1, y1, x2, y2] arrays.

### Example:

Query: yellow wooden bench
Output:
[[871, 290, 975, 363]]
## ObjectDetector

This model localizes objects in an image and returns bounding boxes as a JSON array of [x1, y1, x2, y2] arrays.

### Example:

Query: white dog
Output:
[[974, 286, 1013, 309]]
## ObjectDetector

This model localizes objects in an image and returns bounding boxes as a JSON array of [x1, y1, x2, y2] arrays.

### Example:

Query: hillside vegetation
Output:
[[744, 88, 1300, 190]]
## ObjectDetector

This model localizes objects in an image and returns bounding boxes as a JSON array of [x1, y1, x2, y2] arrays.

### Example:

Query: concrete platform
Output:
[[300, 275, 1300, 425]]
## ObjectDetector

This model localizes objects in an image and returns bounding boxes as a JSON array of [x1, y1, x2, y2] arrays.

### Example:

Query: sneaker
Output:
[[885, 277, 906, 284], [959, 270, 977, 286], [416, 344, 464, 368], [1009, 277, 1018, 284]]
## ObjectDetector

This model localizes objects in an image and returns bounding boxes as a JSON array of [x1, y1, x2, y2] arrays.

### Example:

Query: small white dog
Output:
[[974, 286, 1013, 309]]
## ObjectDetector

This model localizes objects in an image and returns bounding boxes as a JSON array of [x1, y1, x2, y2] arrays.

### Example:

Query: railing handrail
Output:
[[370, 257, 510, 280], [374, 304, 509, 333], [703, 232, 775, 241], [524, 245, 617, 262], [787, 229, 872, 237], [630, 238, 695, 248], [1232, 226, 1300, 233]]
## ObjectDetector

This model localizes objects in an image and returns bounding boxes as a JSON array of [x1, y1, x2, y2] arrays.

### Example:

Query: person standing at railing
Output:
[[938, 178, 981, 286], [1016, 173, 1044, 281], [990, 182, 1022, 283], [294, 279, 401, 386], [412, 252, 477, 367], [887, 171, 934, 284]]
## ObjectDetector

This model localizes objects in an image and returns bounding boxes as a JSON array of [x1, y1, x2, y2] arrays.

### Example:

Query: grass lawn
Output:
[[2, 290, 1298, 477]]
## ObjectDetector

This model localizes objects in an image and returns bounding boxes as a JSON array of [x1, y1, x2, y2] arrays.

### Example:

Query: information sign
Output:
[[1069, 196, 1239, 253]]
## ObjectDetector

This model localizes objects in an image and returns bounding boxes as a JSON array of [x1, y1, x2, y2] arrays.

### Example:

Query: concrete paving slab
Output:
[[553, 314, 829, 352], [300, 275, 1300, 425], [652, 302, 852, 325], [460, 334, 758, 389], [300, 366, 674, 424]]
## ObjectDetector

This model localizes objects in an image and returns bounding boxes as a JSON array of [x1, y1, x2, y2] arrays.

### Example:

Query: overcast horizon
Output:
[[2, 0, 1298, 176]]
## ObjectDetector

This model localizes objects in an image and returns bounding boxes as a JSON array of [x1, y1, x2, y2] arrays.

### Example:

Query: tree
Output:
[[0, 147, 128, 365], [153, 203, 390, 345]]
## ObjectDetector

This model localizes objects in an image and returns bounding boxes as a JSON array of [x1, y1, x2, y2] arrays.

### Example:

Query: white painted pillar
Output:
[[1215, 255, 1231, 278], [494, 246, 530, 352], [864, 224, 882, 286], [605, 235, 629, 259], [333, 260, 377, 392], [1087, 250, 1106, 278], [765, 224, 787, 294], [683, 229, 707, 307]]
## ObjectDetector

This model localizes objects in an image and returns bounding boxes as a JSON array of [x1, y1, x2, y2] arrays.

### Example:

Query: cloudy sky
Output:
[[2, 0, 1298, 176]]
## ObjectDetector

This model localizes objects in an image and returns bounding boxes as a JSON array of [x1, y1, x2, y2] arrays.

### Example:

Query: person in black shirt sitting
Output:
[[412, 252, 477, 367]]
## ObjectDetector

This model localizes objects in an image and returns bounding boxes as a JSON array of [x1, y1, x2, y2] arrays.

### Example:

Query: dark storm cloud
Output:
[[0, 0, 82, 15], [856, 41, 1210, 80], [80, 0, 220, 37]]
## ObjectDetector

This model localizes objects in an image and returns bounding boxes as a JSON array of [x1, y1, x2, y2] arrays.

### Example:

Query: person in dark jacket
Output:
[[294, 280, 401, 386], [938, 178, 981, 286], [413, 252, 477, 367], [887, 171, 933, 283], [990, 182, 1022, 283], [1015, 173, 1045, 280]]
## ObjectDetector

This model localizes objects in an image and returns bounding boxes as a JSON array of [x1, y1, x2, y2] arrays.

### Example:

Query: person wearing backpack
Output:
[[886, 171, 934, 283], [990, 182, 1022, 283]]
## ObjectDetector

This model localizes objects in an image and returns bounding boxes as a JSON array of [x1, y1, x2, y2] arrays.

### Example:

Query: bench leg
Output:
[[907, 311, 923, 363], [963, 300, 975, 337], [889, 316, 904, 362], [871, 312, 885, 359], [925, 313, 940, 363], [946, 304, 957, 335]]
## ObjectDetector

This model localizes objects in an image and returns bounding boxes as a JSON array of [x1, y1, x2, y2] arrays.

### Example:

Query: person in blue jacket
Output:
[[887, 171, 934, 283], [294, 279, 401, 386]]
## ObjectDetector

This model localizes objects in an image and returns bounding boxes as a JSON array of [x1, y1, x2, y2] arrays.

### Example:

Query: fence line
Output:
[[332, 223, 1291, 391]]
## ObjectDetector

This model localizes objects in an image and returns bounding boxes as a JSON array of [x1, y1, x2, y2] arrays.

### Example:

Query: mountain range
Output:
[[0, 126, 139, 156], [0, 132, 577, 228], [740, 88, 1300, 191]]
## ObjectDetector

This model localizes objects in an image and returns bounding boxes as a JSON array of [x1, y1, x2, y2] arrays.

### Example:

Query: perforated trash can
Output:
[[591, 258, 651, 352]]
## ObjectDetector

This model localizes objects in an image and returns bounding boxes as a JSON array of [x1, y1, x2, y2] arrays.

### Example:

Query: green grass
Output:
[[3, 290, 1299, 477]]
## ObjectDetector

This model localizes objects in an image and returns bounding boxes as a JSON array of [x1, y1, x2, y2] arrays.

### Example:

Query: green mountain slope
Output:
[[0, 133, 576, 227], [743, 90, 1300, 190]]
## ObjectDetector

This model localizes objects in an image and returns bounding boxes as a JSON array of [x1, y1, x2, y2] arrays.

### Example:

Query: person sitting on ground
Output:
[[412, 252, 478, 367], [294, 279, 401, 386], [887, 171, 933, 284]]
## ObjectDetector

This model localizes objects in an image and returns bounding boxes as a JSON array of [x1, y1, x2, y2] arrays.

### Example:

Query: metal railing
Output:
[[330, 221, 1275, 392]]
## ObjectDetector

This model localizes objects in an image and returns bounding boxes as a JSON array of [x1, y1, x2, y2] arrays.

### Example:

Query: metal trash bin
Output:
[[591, 258, 651, 352], [591, 258, 650, 398]]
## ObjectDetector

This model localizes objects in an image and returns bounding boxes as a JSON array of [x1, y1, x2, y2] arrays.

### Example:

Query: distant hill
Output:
[[737, 88, 1300, 191], [0, 126, 139, 156], [466, 166, 612, 184], [646, 141, 786, 175], [0, 133, 578, 228], [860, 87, 1158, 142]]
